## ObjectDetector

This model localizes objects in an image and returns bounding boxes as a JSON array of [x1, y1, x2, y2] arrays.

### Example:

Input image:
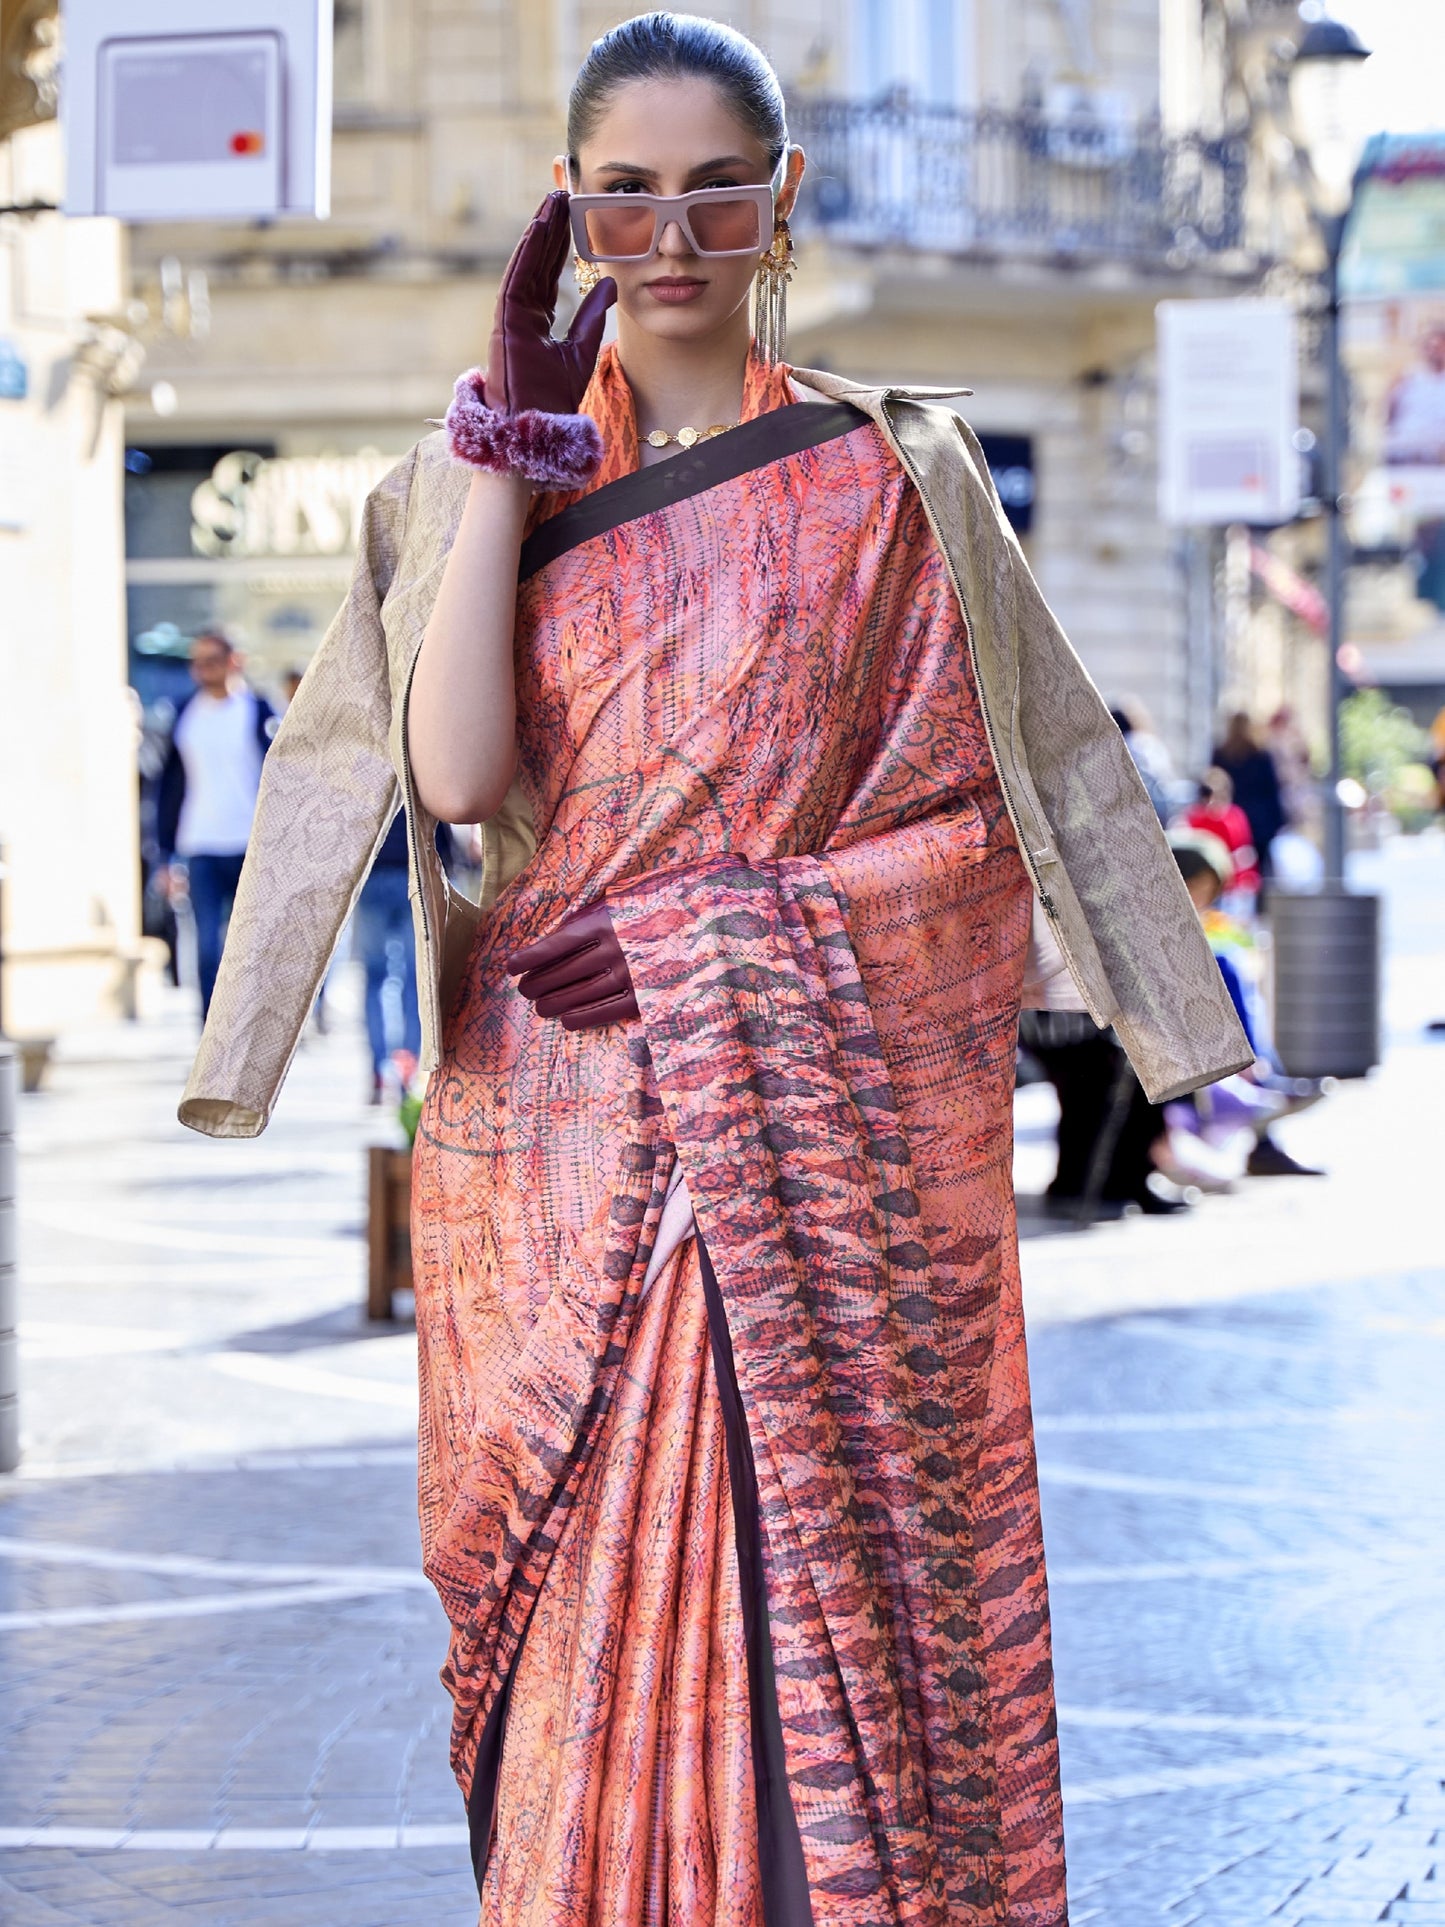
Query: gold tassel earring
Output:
[[754, 218, 794, 366], [573, 254, 604, 295]]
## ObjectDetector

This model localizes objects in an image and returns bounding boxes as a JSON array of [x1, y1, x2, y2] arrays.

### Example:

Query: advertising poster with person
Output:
[[1345, 136, 1445, 609], [1364, 298, 1445, 607]]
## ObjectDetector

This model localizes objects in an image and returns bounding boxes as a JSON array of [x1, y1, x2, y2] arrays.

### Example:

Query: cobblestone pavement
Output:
[[2, 831, 1442, 1924]]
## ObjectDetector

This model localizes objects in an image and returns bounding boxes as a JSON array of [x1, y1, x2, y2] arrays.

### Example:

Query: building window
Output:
[[852, 0, 973, 107], [333, 0, 378, 106]]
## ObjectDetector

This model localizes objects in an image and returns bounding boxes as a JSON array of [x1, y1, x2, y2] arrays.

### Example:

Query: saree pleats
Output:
[[474, 1236, 760, 1927], [411, 345, 1068, 1925]]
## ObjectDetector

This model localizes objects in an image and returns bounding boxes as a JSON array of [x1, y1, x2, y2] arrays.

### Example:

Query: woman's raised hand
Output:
[[485, 191, 617, 417]]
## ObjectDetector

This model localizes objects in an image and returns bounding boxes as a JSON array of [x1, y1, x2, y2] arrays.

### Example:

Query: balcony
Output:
[[789, 98, 1249, 271]]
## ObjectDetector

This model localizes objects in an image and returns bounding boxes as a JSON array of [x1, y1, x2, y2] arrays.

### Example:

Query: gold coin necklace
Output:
[[645, 422, 737, 450]]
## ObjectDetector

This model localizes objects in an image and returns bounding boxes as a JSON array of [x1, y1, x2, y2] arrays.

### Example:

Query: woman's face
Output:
[[554, 77, 803, 349]]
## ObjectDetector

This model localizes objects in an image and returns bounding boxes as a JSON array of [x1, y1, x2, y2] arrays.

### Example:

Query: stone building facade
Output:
[[1, 9, 142, 1038], [123, 0, 1304, 769]]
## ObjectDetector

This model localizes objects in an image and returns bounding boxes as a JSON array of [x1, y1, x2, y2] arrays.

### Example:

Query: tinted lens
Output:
[[689, 195, 763, 254], [583, 201, 657, 259]]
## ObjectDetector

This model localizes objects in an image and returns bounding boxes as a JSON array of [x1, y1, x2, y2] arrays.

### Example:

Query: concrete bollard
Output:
[[0, 1039, 17, 1471]]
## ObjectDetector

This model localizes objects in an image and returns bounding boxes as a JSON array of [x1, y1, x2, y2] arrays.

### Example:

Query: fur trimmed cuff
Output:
[[444, 369, 603, 488]]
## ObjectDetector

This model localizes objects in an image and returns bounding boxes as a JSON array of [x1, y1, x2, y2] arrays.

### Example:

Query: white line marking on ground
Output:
[[1057, 1705, 1430, 1745], [19, 1324, 185, 1360], [8, 1444, 419, 1481], [0, 1823, 470, 1852], [19, 1263, 340, 1287], [0, 1584, 398, 1633], [1061, 1750, 1366, 1805], [231, 1446, 418, 1470], [20, 1203, 349, 1259], [0, 1534, 428, 1589], [201, 1351, 417, 1409], [1049, 1554, 1322, 1584], [1037, 1464, 1326, 1506], [1032, 1405, 1426, 1433]]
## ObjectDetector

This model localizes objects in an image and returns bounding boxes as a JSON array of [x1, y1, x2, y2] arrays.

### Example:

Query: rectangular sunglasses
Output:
[[568, 180, 776, 264]]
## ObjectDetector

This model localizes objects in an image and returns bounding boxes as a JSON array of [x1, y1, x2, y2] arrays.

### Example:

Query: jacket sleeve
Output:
[[178, 446, 420, 1137], [949, 417, 1253, 1101]]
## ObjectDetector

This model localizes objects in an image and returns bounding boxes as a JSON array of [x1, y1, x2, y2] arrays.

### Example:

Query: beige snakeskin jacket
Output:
[[179, 367, 1251, 1137]]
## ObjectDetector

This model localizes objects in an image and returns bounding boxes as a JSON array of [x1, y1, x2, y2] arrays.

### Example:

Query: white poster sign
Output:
[[1158, 299, 1300, 527]]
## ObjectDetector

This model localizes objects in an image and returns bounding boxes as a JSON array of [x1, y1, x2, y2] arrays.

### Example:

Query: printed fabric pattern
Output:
[[410, 345, 1067, 1926]]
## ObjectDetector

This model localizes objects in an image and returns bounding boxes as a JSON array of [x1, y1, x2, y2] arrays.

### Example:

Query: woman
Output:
[[1212, 712, 1286, 882], [180, 15, 1249, 1924]]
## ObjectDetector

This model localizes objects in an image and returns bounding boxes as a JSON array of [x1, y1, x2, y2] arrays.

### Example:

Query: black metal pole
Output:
[[1270, 203, 1382, 1082], [1321, 211, 1348, 886]]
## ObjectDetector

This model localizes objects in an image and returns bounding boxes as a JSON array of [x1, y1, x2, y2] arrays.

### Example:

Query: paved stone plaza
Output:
[[2, 832, 1443, 1925]]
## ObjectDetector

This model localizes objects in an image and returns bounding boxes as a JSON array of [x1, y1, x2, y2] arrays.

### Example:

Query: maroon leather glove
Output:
[[445, 192, 616, 486], [506, 902, 639, 1031], [486, 191, 616, 417]]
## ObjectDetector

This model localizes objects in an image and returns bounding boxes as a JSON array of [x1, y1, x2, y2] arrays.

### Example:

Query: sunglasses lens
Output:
[[689, 196, 764, 254], [583, 202, 657, 259]]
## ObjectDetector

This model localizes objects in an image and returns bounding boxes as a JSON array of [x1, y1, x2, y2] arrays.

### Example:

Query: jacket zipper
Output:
[[398, 643, 435, 961]]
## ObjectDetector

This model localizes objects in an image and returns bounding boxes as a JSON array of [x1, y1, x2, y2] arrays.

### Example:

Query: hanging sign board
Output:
[[1157, 298, 1300, 527], [62, 0, 331, 221], [1340, 135, 1445, 301]]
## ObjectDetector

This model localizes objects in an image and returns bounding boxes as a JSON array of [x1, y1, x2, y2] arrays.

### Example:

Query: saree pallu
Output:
[[411, 348, 1068, 1927]]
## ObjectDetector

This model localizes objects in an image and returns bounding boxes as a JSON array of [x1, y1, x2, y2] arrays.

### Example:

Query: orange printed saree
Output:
[[411, 346, 1067, 1926]]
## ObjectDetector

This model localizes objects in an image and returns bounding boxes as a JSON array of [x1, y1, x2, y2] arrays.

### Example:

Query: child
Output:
[[1184, 768, 1260, 905], [1171, 839, 1324, 1178]]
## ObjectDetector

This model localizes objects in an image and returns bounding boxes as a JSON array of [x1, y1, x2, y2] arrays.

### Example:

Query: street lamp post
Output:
[[1268, 6, 1382, 1082], [1319, 208, 1349, 884], [1289, 9, 1371, 883]]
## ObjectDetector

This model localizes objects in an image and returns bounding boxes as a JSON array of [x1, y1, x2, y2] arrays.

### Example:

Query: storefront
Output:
[[124, 437, 405, 705]]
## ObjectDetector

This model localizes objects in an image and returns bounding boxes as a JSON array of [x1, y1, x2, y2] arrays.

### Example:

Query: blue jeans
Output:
[[353, 865, 421, 1078], [185, 852, 246, 1020]]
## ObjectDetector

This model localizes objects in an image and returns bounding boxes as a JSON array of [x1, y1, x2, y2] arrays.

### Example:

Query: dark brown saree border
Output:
[[517, 400, 869, 585]]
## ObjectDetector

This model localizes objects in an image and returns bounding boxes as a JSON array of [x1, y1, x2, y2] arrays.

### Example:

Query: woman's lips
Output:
[[645, 278, 707, 304]]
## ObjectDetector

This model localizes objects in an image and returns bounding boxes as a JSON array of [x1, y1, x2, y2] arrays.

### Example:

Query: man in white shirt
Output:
[[156, 632, 276, 1019]]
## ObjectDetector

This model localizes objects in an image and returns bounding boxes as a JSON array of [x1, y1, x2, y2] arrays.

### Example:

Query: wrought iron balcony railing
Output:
[[788, 98, 1249, 267]]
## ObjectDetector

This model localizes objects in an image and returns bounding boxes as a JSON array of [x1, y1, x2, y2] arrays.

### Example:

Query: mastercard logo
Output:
[[229, 130, 265, 156]]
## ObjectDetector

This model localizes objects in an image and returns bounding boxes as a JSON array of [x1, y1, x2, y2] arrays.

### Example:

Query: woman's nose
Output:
[[656, 219, 692, 259]]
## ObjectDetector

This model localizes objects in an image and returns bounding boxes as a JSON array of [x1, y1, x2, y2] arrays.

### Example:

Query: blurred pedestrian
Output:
[[1183, 768, 1260, 905], [1171, 841, 1325, 1178], [1109, 701, 1175, 823], [1265, 705, 1316, 829], [155, 631, 276, 1019], [354, 811, 421, 1103], [1212, 712, 1285, 880], [1019, 1010, 1185, 1218]]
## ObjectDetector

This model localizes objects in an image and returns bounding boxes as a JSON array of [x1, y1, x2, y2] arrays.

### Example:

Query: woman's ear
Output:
[[776, 145, 806, 221], [552, 153, 570, 192]]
